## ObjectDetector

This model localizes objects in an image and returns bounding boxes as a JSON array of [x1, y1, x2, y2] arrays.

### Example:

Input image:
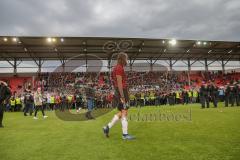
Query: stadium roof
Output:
[[0, 36, 239, 63]]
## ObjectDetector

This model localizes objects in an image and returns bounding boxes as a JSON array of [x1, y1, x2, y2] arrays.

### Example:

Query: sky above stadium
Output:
[[0, 0, 240, 41]]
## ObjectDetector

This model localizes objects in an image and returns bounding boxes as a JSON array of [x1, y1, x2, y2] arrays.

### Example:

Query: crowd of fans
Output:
[[3, 70, 240, 114]]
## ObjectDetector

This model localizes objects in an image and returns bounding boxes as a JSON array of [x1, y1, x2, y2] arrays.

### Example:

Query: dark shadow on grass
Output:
[[55, 108, 114, 121]]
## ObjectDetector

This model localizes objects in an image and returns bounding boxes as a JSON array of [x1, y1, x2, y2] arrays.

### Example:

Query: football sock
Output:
[[121, 116, 128, 135], [107, 115, 119, 128]]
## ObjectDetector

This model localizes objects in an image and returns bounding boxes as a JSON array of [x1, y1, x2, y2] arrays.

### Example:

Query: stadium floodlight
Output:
[[3, 37, 8, 42], [203, 42, 207, 45], [169, 39, 177, 46], [162, 40, 165, 44], [197, 41, 202, 45], [12, 37, 18, 42], [46, 37, 56, 43], [60, 38, 64, 42], [47, 37, 52, 43]]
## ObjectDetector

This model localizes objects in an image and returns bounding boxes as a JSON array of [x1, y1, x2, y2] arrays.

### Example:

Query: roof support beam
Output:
[[0, 53, 22, 75], [146, 59, 154, 71], [19, 39, 41, 66], [205, 58, 208, 72], [13, 58, 22, 75], [205, 42, 240, 61], [222, 43, 240, 65], [18, 39, 45, 73], [130, 40, 144, 63], [152, 49, 165, 65], [129, 58, 134, 72], [86, 58, 88, 71], [207, 60, 216, 66], [37, 58, 44, 73], [59, 58, 67, 73], [202, 42, 220, 60], [224, 56, 232, 65], [172, 42, 196, 65], [181, 60, 188, 66], [25, 52, 45, 72], [198, 61, 205, 66], [191, 58, 203, 66], [169, 58, 173, 72], [187, 58, 191, 86], [107, 58, 112, 72], [0, 52, 15, 66], [187, 59, 191, 72], [2, 57, 14, 67], [150, 59, 153, 72], [221, 59, 225, 74]]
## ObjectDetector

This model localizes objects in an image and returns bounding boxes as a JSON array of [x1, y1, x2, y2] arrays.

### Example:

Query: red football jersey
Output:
[[111, 64, 127, 89]]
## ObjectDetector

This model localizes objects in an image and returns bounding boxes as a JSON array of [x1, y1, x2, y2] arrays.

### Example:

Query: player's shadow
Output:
[[55, 108, 114, 121]]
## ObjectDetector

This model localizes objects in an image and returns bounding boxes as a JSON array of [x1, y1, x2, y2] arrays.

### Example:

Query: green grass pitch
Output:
[[0, 103, 240, 160]]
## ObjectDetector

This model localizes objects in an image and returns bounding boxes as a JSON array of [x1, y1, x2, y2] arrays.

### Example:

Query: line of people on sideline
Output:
[[128, 81, 240, 108], [4, 87, 114, 115], [2, 80, 240, 115]]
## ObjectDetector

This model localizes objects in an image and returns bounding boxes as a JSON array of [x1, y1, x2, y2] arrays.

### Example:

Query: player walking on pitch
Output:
[[103, 52, 135, 140], [33, 87, 48, 119]]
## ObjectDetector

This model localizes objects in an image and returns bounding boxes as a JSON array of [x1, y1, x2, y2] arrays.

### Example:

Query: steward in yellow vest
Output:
[[129, 94, 135, 101], [193, 90, 198, 98], [15, 97, 21, 105], [10, 97, 16, 112], [175, 91, 180, 104], [140, 92, 145, 106], [129, 93, 136, 106], [192, 90, 198, 103], [188, 90, 193, 103], [15, 96, 22, 111], [150, 92, 155, 100], [10, 98, 16, 106], [140, 93, 145, 100], [67, 95, 73, 110], [188, 91, 192, 98], [149, 91, 156, 106], [50, 96, 55, 104], [176, 91, 180, 99], [49, 96, 55, 110]]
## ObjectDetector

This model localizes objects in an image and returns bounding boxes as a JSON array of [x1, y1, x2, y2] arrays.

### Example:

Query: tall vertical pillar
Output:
[[204, 58, 208, 72]]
